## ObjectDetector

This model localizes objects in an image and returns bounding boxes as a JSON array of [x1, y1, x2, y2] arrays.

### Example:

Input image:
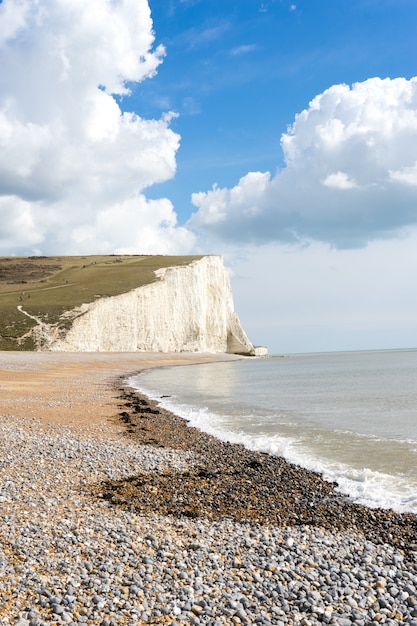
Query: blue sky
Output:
[[140, 0, 417, 219], [1, 0, 417, 353]]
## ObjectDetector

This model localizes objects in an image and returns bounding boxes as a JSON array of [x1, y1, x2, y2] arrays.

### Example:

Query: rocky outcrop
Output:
[[48, 256, 255, 354]]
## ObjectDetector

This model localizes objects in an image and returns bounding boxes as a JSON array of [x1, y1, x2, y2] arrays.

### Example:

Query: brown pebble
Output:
[[101, 383, 417, 562]]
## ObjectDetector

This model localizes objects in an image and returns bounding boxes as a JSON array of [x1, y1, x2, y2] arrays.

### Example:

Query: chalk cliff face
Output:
[[48, 256, 255, 354]]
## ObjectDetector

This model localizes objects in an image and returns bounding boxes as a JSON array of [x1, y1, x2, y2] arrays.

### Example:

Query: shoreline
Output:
[[107, 378, 417, 560], [1, 351, 416, 624], [0, 351, 240, 430]]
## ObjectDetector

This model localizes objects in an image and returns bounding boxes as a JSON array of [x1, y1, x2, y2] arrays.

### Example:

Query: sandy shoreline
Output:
[[0, 351, 239, 431], [1, 351, 417, 624]]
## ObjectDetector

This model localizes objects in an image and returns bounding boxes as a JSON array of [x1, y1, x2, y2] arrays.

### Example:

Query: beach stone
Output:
[[0, 382, 416, 626]]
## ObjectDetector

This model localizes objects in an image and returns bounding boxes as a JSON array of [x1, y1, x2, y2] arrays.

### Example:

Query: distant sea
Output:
[[128, 349, 417, 514]]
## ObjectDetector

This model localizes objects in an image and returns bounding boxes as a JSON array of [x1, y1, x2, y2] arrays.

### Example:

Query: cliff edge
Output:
[[46, 256, 255, 354]]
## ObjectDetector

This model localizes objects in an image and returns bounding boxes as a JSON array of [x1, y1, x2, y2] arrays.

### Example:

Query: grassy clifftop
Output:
[[0, 255, 202, 350]]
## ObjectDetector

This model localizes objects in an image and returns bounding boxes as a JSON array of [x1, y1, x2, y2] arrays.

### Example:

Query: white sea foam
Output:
[[128, 349, 417, 514]]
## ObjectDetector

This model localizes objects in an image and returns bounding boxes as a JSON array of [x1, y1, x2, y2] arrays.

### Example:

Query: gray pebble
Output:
[[0, 413, 416, 626]]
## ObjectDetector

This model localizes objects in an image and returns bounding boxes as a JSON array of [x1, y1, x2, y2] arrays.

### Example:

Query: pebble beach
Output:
[[0, 352, 416, 626]]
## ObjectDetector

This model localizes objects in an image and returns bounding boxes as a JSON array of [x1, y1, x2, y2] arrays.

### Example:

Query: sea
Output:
[[128, 349, 417, 515]]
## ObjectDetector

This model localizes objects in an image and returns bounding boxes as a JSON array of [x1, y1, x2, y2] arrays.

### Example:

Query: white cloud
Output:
[[69, 196, 194, 255], [0, 196, 43, 251], [183, 21, 230, 50], [0, 0, 194, 255], [230, 44, 257, 57], [189, 77, 417, 248], [389, 162, 417, 186], [322, 171, 357, 189], [0, 0, 30, 46]]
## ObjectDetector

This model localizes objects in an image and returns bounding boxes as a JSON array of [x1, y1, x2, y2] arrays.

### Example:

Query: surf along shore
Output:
[[1, 352, 416, 625]]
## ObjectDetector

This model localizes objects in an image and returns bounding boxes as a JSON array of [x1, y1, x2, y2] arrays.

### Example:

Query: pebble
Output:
[[1, 409, 416, 625]]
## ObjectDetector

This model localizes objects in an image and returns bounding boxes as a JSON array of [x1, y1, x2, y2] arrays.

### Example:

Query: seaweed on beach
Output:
[[100, 386, 417, 562]]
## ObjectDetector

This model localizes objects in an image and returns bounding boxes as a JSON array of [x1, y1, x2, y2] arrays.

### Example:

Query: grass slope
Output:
[[0, 255, 203, 350]]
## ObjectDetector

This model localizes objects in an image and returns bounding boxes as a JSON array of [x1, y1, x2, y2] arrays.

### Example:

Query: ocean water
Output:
[[128, 349, 417, 514]]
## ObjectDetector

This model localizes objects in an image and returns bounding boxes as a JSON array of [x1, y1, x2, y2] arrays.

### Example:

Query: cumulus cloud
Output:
[[189, 76, 417, 248], [389, 163, 417, 186], [0, 0, 195, 255], [322, 171, 358, 190]]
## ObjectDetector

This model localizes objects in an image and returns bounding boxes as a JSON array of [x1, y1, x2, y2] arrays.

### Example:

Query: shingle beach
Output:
[[0, 352, 416, 626]]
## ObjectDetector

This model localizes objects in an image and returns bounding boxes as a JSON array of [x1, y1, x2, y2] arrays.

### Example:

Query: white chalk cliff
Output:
[[47, 256, 255, 354]]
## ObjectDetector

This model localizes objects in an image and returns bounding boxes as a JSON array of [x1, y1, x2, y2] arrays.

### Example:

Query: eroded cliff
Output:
[[47, 256, 255, 354]]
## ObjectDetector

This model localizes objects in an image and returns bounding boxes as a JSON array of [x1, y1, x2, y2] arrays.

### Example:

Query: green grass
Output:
[[0, 255, 203, 350]]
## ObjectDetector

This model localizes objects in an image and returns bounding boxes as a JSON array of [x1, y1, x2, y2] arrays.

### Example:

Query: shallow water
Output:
[[129, 349, 417, 513]]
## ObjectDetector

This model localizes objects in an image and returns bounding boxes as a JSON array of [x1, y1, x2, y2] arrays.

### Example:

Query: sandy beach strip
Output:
[[0, 351, 238, 433], [1, 351, 416, 625]]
